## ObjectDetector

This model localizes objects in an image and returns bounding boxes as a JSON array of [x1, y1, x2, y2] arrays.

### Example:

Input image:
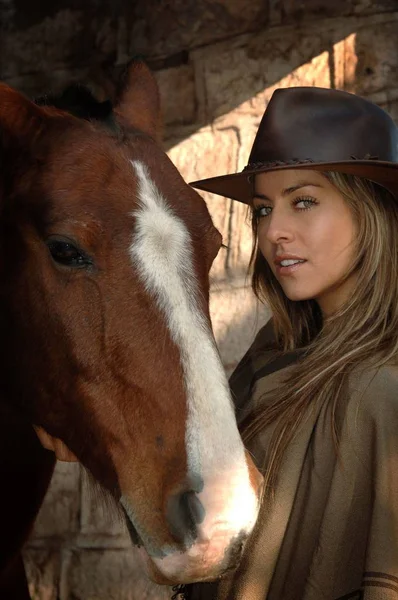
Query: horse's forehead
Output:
[[46, 132, 201, 223], [48, 132, 167, 194], [48, 133, 131, 185]]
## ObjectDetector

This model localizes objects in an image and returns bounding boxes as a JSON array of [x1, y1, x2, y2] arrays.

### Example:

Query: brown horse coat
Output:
[[188, 320, 398, 599]]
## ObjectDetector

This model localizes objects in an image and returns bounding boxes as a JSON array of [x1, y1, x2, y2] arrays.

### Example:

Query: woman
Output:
[[180, 87, 398, 600]]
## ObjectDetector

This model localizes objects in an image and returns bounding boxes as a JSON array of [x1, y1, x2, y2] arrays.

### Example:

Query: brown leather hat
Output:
[[190, 87, 398, 204]]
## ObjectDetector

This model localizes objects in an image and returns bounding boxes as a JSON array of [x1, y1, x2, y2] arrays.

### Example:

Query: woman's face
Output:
[[253, 169, 357, 316]]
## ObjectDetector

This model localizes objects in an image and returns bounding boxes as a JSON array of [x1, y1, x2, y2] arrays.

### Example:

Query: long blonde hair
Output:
[[243, 171, 398, 496]]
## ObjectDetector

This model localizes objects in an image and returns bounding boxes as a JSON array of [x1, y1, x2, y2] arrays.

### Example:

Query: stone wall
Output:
[[1, 1, 398, 598]]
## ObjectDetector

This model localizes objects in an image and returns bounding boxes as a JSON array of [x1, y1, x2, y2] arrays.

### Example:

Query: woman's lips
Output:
[[275, 259, 307, 275]]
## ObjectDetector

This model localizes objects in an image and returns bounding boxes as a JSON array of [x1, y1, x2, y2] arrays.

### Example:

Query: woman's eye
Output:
[[253, 205, 272, 219], [47, 240, 91, 268], [293, 197, 317, 210]]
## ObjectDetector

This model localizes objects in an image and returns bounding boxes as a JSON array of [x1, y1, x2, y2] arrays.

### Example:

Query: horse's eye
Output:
[[47, 240, 91, 268]]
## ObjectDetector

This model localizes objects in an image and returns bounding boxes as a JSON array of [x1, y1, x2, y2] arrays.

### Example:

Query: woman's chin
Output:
[[282, 288, 315, 302]]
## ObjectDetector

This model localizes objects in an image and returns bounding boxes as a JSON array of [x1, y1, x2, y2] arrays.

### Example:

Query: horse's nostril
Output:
[[166, 490, 205, 547], [185, 490, 206, 525]]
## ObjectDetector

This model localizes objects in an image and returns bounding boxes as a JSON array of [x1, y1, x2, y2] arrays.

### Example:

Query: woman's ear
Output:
[[114, 59, 162, 143]]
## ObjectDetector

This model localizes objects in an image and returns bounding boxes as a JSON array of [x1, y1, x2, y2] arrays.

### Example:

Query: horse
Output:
[[0, 60, 263, 598]]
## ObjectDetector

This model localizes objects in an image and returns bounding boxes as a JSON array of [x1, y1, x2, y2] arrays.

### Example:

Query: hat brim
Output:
[[190, 160, 398, 204]]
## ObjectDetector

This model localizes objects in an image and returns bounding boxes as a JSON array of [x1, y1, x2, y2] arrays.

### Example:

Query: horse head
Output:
[[0, 61, 263, 585]]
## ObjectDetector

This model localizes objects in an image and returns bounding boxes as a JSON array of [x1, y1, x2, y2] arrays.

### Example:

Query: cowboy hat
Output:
[[190, 87, 398, 204]]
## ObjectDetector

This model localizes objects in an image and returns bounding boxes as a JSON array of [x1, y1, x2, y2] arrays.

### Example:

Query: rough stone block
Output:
[[156, 64, 196, 128], [123, 0, 268, 60], [63, 548, 171, 600], [210, 282, 271, 375], [280, 0, 354, 20], [1, 5, 116, 80], [32, 462, 80, 538], [192, 20, 348, 120], [351, 0, 398, 13], [273, 0, 397, 22], [351, 20, 398, 94], [80, 471, 129, 537], [167, 126, 243, 279]]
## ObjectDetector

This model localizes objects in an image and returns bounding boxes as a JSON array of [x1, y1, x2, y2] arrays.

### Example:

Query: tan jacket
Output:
[[187, 321, 398, 600]]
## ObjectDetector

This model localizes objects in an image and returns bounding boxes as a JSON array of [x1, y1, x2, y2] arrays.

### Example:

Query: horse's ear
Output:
[[0, 84, 47, 143], [0, 85, 53, 204], [114, 59, 161, 143], [0, 84, 53, 182]]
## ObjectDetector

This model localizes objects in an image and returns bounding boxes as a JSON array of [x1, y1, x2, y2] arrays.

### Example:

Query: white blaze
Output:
[[129, 160, 258, 570]]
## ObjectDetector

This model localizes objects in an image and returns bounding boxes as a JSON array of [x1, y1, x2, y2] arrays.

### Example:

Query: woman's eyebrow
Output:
[[253, 182, 323, 201]]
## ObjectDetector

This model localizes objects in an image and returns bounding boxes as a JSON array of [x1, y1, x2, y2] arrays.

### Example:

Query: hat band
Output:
[[242, 153, 380, 173], [242, 158, 314, 172]]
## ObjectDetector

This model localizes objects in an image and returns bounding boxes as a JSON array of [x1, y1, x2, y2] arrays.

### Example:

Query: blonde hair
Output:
[[243, 171, 398, 497]]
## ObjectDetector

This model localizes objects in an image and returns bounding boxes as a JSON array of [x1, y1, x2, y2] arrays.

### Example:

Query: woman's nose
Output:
[[264, 211, 294, 244]]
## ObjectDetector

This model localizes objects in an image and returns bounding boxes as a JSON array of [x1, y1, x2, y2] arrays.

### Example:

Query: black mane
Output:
[[34, 84, 118, 131]]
